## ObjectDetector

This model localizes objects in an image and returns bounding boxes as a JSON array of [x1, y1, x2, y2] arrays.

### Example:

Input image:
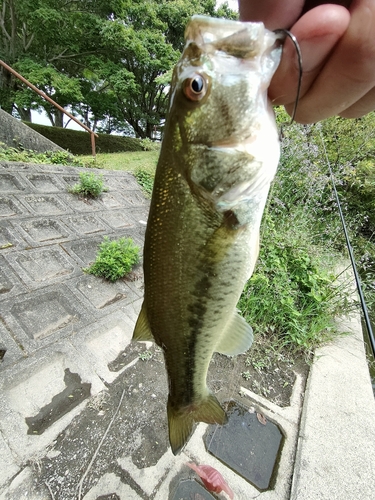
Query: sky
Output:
[[31, 0, 239, 131]]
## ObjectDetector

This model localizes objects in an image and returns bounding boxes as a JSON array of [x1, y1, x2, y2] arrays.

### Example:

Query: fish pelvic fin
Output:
[[167, 394, 227, 455], [132, 301, 155, 342], [216, 311, 254, 356]]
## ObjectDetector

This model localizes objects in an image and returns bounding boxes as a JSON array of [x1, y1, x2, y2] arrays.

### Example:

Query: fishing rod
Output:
[[320, 133, 375, 357]]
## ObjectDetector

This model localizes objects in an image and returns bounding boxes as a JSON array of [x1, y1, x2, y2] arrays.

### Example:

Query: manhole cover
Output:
[[205, 400, 283, 491]]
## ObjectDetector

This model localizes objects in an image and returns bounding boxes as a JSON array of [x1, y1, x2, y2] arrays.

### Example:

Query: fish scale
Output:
[[133, 15, 283, 455]]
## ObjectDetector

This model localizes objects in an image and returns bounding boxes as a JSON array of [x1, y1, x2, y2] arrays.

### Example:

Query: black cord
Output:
[[321, 134, 375, 356]]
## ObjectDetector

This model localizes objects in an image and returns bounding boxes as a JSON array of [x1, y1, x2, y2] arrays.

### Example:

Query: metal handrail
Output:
[[0, 60, 98, 156]]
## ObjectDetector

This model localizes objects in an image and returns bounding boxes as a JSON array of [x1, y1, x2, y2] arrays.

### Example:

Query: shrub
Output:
[[84, 237, 140, 282], [135, 169, 154, 195], [69, 171, 107, 198], [24, 123, 144, 155]]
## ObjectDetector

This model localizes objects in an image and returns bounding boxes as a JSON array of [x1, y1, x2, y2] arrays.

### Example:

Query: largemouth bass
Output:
[[133, 15, 282, 455]]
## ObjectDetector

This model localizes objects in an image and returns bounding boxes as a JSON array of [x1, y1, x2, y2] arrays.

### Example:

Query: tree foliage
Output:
[[0, 0, 237, 137]]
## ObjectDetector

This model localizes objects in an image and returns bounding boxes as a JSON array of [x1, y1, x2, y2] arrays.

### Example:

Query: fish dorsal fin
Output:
[[132, 302, 155, 342], [216, 312, 253, 356]]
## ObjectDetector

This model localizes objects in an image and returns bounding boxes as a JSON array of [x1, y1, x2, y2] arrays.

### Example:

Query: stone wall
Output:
[[0, 108, 64, 152]]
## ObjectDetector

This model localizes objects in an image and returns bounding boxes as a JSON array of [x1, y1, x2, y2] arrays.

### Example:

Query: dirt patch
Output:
[[33, 341, 309, 499]]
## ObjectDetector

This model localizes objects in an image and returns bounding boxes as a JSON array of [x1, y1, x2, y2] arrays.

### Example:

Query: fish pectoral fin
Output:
[[167, 394, 227, 455], [216, 312, 254, 356], [132, 302, 155, 342]]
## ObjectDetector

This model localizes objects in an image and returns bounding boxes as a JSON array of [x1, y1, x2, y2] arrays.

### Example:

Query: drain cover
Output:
[[205, 400, 283, 491], [171, 479, 216, 499]]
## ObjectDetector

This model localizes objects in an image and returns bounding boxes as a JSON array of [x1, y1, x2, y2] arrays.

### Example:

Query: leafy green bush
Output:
[[24, 123, 144, 155], [139, 138, 161, 152], [135, 169, 154, 195], [85, 237, 140, 282], [0, 143, 84, 167], [69, 171, 107, 198]]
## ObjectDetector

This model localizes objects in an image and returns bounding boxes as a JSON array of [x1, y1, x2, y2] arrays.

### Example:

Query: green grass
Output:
[[79, 150, 159, 174]]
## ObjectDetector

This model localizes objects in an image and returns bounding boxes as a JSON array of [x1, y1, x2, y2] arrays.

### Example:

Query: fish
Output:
[[132, 15, 283, 455]]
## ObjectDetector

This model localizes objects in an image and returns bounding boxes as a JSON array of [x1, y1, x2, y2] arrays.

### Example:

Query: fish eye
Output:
[[183, 73, 208, 101]]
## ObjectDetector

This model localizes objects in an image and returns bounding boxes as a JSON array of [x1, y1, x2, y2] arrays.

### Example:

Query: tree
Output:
[[0, 0, 237, 135]]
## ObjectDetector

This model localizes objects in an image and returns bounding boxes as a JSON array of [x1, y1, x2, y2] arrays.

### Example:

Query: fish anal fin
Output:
[[216, 311, 253, 356], [132, 301, 155, 342], [167, 394, 227, 455]]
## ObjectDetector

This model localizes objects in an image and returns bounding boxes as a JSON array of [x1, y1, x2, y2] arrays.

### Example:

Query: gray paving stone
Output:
[[70, 274, 141, 312], [61, 234, 108, 266], [0, 343, 105, 461], [19, 194, 68, 216], [82, 473, 142, 500], [65, 213, 110, 236], [1, 284, 90, 349], [25, 173, 65, 192], [59, 192, 103, 213], [0, 321, 25, 368], [6, 246, 79, 286], [0, 172, 27, 193], [0, 467, 50, 500], [0, 432, 20, 487], [16, 217, 71, 246], [0, 196, 31, 218], [71, 311, 136, 383], [98, 209, 137, 230], [0, 221, 27, 252], [121, 190, 148, 208], [99, 191, 129, 209], [0, 255, 26, 298]]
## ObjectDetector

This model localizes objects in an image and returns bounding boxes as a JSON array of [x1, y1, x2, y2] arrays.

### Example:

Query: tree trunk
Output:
[[18, 107, 32, 122], [53, 109, 64, 128]]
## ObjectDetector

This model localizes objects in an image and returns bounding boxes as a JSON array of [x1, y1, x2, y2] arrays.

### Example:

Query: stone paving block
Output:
[[25, 173, 65, 192], [61, 173, 80, 188], [118, 174, 142, 190], [20, 194, 68, 215], [0, 255, 26, 298], [0, 173, 26, 193], [0, 221, 26, 252], [6, 246, 79, 286], [16, 217, 71, 245], [0, 467, 50, 500], [0, 196, 30, 218], [99, 191, 129, 209], [98, 209, 136, 230], [65, 213, 110, 236], [0, 432, 20, 486], [61, 234, 107, 266], [0, 321, 25, 368], [0, 343, 105, 461], [82, 472, 142, 500], [70, 274, 141, 312], [59, 192, 103, 213], [118, 450, 188, 498], [1, 284, 90, 350], [71, 312, 136, 383], [122, 190, 148, 208]]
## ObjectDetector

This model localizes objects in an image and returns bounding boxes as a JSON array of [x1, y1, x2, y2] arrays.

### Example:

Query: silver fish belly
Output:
[[133, 15, 283, 455]]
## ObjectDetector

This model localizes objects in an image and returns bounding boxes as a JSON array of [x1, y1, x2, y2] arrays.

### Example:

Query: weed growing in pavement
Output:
[[135, 169, 154, 196], [69, 171, 107, 198], [84, 237, 140, 282], [139, 350, 153, 361]]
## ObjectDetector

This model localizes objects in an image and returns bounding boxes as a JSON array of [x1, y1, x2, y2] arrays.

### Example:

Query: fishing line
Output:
[[318, 129, 375, 357]]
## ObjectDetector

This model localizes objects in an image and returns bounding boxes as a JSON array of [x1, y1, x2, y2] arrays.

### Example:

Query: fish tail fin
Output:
[[167, 394, 227, 455]]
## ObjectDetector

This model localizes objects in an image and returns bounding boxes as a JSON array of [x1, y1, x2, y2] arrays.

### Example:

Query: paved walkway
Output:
[[1, 160, 374, 500]]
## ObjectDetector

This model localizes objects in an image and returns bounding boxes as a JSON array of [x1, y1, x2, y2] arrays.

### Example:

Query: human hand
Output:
[[239, 1, 375, 123]]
